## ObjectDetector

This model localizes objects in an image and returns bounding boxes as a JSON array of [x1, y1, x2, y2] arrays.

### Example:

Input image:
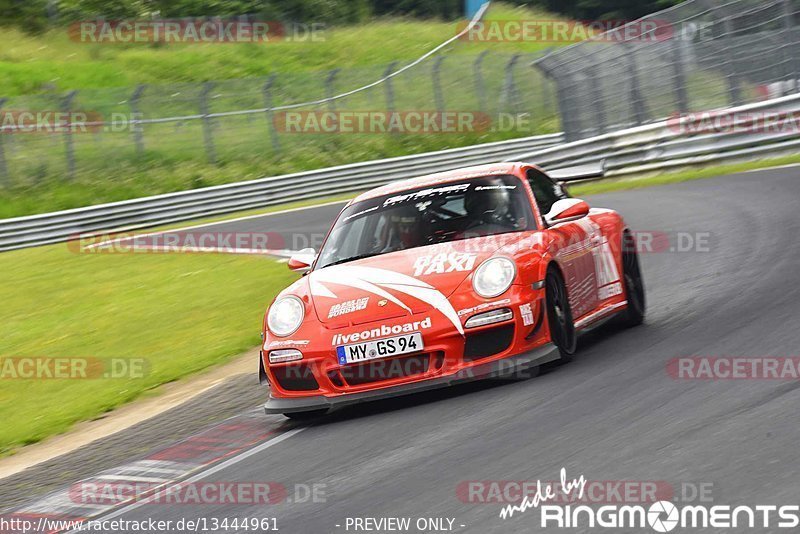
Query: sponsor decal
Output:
[[266, 339, 310, 349], [519, 303, 535, 326], [593, 237, 621, 287], [332, 317, 432, 346], [457, 299, 513, 317], [598, 281, 623, 300], [384, 183, 471, 207], [413, 252, 477, 276], [328, 297, 369, 318], [310, 265, 464, 335]]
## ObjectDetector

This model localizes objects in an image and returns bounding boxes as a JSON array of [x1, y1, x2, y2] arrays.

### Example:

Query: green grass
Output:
[[0, 4, 558, 95], [569, 155, 800, 197], [0, 243, 298, 455], [0, 3, 568, 219]]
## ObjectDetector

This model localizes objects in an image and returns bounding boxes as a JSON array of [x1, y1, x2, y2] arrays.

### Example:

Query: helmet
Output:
[[464, 186, 511, 224]]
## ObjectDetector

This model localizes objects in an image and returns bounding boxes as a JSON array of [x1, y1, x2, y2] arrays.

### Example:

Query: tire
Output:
[[621, 232, 646, 327], [283, 409, 328, 420], [545, 266, 577, 362]]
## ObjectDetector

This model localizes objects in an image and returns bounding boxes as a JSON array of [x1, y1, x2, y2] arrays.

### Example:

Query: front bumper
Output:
[[264, 342, 558, 414]]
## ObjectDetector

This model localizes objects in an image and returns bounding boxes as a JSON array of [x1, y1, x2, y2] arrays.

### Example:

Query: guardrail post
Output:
[[262, 75, 281, 152], [473, 51, 489, 112], [199, 82, 216, 164], [325, 69, 339, 112], [0, 98, 7, 185], [783, 0, 799, 93], [383, 62, 397, 113], [130, 84, 146, 156], [62, 90, 78, 180], [432, 56, 445, 112], [501, 54, 521, 115]]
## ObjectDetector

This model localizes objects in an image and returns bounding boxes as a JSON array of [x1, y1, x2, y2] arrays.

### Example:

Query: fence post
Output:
[[586, 63, 607, 135], [262, 75, 281, 152], [199, 82, 216, 164], [535, 58, 578, 141], [62, 90, 78, 180], [539, 48, 554, 117], [719, 10, 743, 105], [473, 51, 489, 112], [130, 84, 146, 156], [0, 98, 7, 185], [623, 44, 649, 125], [783, 0, 799, 93], [501, 54, 521, 115], [325, 69, 339, 112], [383, 61, 397, 113], [432, 56, 445, 112], [671, 35, 689, 112]]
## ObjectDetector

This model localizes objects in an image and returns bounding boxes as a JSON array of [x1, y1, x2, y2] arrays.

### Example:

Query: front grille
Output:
[[341, 353, 430, 386], [463, 324, 515, 361], [272, 364, 319, 391]]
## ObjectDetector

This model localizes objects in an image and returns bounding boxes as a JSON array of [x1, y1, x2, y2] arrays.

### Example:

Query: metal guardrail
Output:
[[2, 91, 798, 252], [0, 133, 563, 251], [511, 92, 800, 179]]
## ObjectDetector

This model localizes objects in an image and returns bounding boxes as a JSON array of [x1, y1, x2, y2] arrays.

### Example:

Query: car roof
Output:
[[349, 162, 533, 205]]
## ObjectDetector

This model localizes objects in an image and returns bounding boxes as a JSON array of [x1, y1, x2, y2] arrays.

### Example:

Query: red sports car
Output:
[[260, 162, 645, 419]]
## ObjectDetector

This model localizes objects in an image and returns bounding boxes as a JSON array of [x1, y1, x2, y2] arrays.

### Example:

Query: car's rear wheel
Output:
[[621, 232, 646, 327], [283, 409, 328, 420], [545, 266, 577, 362]]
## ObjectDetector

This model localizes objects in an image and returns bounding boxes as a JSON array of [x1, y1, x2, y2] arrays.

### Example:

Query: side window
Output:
[[526, 168, 568, 216]]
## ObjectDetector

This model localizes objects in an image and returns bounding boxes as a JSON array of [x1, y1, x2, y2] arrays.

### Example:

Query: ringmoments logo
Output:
[[498, 468, 800, 531]]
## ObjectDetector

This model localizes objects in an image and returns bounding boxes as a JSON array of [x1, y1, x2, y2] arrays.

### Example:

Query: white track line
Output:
[[64, 427, 307, 531], [85, 199, 347, 250]]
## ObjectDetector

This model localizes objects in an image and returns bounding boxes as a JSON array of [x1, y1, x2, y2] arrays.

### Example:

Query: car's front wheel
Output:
[[621, 232, 646, 327], [545, 266, 577, 362]]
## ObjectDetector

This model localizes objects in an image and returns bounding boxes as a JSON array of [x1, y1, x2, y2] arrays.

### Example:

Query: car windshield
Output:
[[316, 174, 534, 270]]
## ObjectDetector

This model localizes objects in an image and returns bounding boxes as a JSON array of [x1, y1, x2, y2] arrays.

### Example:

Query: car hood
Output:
[[306, 234, 524, 329]]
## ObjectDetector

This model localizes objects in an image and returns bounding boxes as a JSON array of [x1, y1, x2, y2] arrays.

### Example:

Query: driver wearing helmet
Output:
[[463, 185, 517, 233], [381, 204, 422, 252]]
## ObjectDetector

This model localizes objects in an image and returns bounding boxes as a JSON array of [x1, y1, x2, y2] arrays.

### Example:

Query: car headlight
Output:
[[473, 257, 516, 298], [267, 296, 305, 337]]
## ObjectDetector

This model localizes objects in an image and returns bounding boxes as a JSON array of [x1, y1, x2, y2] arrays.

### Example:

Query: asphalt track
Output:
[[14, 167, 800, 533]]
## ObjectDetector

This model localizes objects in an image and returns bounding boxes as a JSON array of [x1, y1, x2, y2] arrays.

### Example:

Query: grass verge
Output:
[[0, 241, 298, 456]]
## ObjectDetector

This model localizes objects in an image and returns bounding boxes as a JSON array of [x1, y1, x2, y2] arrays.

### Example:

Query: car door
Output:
[[526, 168, 603, 320]]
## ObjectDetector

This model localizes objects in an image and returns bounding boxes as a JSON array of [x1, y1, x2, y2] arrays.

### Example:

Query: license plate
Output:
[[336, 333, 423, 365]]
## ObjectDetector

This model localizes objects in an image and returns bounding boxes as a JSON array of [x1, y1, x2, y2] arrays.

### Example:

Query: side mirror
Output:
[[544, 199, 590, 226], [287, 248, 316, 273]]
